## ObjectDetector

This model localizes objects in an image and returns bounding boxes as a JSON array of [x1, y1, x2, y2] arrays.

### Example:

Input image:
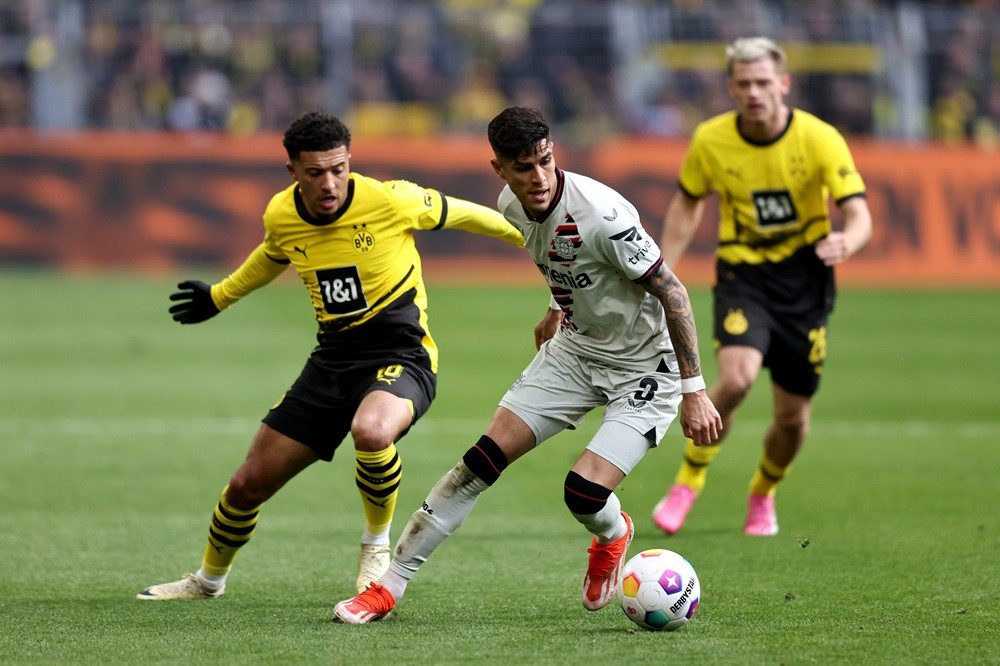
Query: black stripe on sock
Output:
[[355, 478, 401, 498], [462, 435, 508, 486], [759, 464, 784, 482], [356, 466, 402, 487], [209, 527, 250, 549], [357, 451, 401, 475], [212, 516, 257, 536], [563, 470, 612, 515], [683, 455, 709, 469], [216, 502, 259, 523]]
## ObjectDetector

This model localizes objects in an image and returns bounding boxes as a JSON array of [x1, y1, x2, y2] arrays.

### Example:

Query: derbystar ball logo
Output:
[[669, 576, 697, 614]]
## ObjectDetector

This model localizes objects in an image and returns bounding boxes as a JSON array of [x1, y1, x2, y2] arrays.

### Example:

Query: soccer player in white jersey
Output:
[[333, 106, 721, 624]]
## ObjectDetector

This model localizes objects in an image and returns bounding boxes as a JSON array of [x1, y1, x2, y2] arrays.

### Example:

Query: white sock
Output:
[[572, 492, 623, 543], [361, 526, 391, 547], [378, 461, 488, 602], [195, 569, 227, 591]]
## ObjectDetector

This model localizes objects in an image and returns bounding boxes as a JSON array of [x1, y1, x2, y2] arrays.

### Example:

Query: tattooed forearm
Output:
[[644, 264, 702, 378]]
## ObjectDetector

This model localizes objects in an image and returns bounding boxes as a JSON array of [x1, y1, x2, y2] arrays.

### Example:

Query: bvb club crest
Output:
[[353, 224, 375, 254], [723, 308, 749, 336]]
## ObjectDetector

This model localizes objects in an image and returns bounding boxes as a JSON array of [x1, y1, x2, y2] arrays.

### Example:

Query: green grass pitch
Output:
[[0, 271, 997, 664]]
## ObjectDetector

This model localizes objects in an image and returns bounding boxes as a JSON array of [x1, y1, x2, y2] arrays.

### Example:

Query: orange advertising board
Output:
[[0, 131, 996, 287]]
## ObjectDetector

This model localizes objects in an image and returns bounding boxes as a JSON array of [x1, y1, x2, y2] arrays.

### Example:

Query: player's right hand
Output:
[[680, 391, 723, 446], [169, 280, 220, 324]]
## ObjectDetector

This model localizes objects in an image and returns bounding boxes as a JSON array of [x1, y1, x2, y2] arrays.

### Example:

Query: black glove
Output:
[[169, 280, 221, 324]]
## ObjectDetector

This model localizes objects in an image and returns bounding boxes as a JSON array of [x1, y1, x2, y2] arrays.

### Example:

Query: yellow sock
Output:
[[355, 443, 401, 537], [202, 485, 261, 576], [748, 453, 791, 497], [674, 439, 721, 494]]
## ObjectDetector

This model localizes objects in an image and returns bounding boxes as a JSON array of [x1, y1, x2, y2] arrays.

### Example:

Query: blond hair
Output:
[[725, 37, 787, 75]]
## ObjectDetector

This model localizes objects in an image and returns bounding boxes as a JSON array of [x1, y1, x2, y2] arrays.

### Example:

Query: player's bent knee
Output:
[[350, 418, 398, 451], [775, 415, 810, 438], [563, 470, 612, 515], [717, 370, 755, 401]]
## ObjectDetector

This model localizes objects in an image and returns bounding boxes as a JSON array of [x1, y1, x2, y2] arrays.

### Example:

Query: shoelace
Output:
[[352, 584, 393, 612], [586, 541, 623, 579]]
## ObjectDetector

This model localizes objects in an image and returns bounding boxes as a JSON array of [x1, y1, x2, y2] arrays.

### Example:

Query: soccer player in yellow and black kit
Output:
[[137, 111, 523, 600], [651, 37, 873, 537]]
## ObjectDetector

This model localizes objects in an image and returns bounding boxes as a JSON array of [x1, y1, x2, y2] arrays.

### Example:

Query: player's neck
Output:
[[738, 105, 790, 144]]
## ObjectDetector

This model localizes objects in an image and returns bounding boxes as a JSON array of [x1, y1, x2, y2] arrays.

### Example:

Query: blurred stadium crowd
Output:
[[0, 0, 996, 147]]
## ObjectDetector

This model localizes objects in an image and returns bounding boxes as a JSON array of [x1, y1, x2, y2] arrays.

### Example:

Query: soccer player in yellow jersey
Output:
[[651, 37, 873, 537], [137, 111, 523, 600]]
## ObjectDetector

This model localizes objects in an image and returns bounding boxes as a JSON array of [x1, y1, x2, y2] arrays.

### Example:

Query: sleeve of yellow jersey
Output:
[[387, 179, 524, 248], [819, 127, 866, 202], [209, 243, 289, 310]]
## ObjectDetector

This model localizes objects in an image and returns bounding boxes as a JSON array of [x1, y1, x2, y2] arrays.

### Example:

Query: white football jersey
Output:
[[498, 169, 676, 370]]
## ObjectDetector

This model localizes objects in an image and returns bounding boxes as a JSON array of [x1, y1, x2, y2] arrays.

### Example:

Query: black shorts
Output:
[[262, 352, 437, 462], [713, 246, 836, 397]]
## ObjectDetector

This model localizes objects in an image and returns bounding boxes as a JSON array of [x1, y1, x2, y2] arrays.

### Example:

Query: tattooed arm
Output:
[[643, 262, 702, 380], [642, 262, 722, 445]]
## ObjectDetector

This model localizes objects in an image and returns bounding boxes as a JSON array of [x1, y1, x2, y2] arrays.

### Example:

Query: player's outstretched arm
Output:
[[442, 196, 525, 247], [169, 243, 288, 324], [642, 263, 722, 445]]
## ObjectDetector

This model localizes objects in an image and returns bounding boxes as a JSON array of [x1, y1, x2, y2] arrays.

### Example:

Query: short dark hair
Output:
[[487, 107, 551, 161], [282, 111, 351, 160]]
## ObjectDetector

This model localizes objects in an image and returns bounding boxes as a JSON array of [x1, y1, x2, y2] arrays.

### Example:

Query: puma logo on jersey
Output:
[[603, 208, 618, 221], [609, 226, 642, 241], [292, 244, 309, 258]]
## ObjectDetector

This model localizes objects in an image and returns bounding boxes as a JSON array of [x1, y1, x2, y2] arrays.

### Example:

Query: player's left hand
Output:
[[679, 391, 722, 446], [814, 232, 851, 266], [533, 308, 563, 349]]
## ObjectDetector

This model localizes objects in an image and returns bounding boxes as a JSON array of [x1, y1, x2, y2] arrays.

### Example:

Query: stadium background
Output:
[[1, 0, 998, 285]]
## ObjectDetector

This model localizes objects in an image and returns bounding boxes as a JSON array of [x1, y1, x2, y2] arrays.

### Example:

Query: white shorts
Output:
[[499, 340, 682, 475]]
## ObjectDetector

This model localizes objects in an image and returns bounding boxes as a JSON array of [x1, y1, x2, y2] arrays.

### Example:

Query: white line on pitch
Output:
[[0, 417, 997, 439]]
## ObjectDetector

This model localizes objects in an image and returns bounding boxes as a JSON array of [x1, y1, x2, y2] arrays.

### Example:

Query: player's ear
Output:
[[490, 158, 504, 180], [725, 76, 737, 101], [285, 161, 296, 180]]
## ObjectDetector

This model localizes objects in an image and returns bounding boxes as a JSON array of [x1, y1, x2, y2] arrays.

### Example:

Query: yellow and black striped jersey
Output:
[[211, 172, 523, 372], [679, 108, 866, 265]]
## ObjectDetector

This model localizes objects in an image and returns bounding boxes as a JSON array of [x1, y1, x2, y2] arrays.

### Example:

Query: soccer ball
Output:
[[618, 549, 700, 631]]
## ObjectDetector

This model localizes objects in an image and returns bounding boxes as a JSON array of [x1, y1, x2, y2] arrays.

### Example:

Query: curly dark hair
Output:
[[487, 107, 551, 161], [282, 111, 352, 159]]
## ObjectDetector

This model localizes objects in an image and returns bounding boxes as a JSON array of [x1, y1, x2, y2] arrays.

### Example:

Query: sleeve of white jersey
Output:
[[591, 197, 663, 283]]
